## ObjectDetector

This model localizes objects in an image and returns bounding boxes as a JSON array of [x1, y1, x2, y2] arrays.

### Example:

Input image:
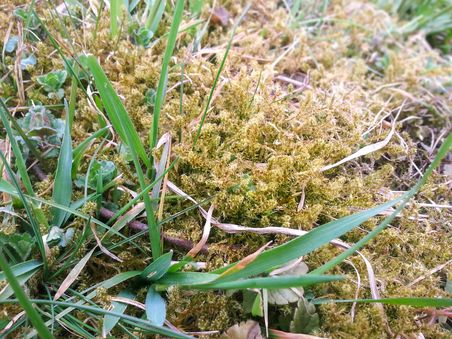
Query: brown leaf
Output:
[[211, 7, 230, 27], [54, 248, 95, 300], [221, 320, 263, 339], [270, 329, 326, 339]]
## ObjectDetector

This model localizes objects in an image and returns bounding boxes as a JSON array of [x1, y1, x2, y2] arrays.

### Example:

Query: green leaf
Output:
[[144, 0, 166, 33], [157, 272, 219, 286], [192, 275, 343, 290], [102, 290, 135, 337], [36, 70, 67, 93], [0, 259, 42, 281], [311, 133, 452, 275], [141, 251, 173, 281], [85, 55, 149, 167], [72, 126, 110, 178], [149, 0, 184, 150], [52, 103, 73, 227], [290, 298, 319, 334], [145, 286, 166, 326], [75, 160, 116, 189], [0, 253, 52, 338], [251, 292, 263, 317], [0, 232, 35, 261], [86, 55, 159, 257], [0, 266, 41, 301]]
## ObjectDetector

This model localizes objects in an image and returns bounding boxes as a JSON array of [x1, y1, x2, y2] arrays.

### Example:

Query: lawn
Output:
[[0, 0, 451, 338]]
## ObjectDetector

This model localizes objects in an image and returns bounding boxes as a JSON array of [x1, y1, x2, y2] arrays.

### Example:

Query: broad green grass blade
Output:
[[192, 4, 251, 147], [0, 260, 42, 301], [157, 272, 219, 286], [86, 55, 160, 257], [145, 286, 166, 326], [192, 275, 343, 290], [149, 0, 184, 150], [0, 253, 52, 339], [311, 133, 452, 275], [141, 250, 173, 280], [211, 197, 402, 282], [86, 56, 149, 167], [110, 0, 121, 38], [0, 260, 42, 280], [52, 101, 73, 227], [102, 290, 135, 337], [313, 297, 452, 308], [145, 0, 166, 33], [0, 267, 41, 301]]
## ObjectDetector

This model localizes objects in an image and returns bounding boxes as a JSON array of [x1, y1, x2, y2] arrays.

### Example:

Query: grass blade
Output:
[[110, 0, 121, 38], [0, 299, 193, 338], [86, 56, 149, 167], [192, 275, 343, 290], [86, 55, 160, 258], [0, 99, 34, 195], [149, 0, 184, 151], [192, 4, 251, 147], [102, 290, 135, 337], [0, 153, 48, 272], [52, 101, 73, 227], [0, 253, 52, 339], [145, 286, 166, 326]]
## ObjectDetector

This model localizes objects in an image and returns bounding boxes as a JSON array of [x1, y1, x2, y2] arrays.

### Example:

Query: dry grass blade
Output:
[[90, 223, 122, 262], [54, 248, 95, 300], [187, 205, 214, 258], [320, 102, 404, 172], [219, 241, 272, 278], [407, 259, 452, 287], [269, 329, 327, 339]]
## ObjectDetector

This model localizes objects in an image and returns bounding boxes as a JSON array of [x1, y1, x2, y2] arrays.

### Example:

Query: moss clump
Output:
[[166, 287, 242, 333]]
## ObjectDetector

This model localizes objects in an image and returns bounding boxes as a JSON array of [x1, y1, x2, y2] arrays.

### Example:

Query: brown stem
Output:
[[30, 164, 207, 254]]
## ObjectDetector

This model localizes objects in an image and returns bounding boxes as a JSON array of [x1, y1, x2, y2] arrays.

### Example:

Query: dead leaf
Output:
[[54, 248, 95, 300], [211, 7, 230, 27], [219, 241, 272, 277], [270, 329, 326, 339], [221, 320, 263, 339], [187, 205, 214, 258]]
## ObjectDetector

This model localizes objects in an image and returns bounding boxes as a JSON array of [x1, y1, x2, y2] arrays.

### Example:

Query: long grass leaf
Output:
[[86, 56, 149, 167], [52, 101, 73, 227], [192, 4, 251, 146], [149, 0, 184, 150], [0, 100, 34, 195]]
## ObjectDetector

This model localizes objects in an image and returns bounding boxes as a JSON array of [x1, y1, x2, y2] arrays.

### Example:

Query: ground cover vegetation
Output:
[[0, 0, 451, 337]]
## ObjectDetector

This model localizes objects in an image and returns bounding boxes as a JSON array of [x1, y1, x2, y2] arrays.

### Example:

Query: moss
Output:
[[166, 287, 242, 333]]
